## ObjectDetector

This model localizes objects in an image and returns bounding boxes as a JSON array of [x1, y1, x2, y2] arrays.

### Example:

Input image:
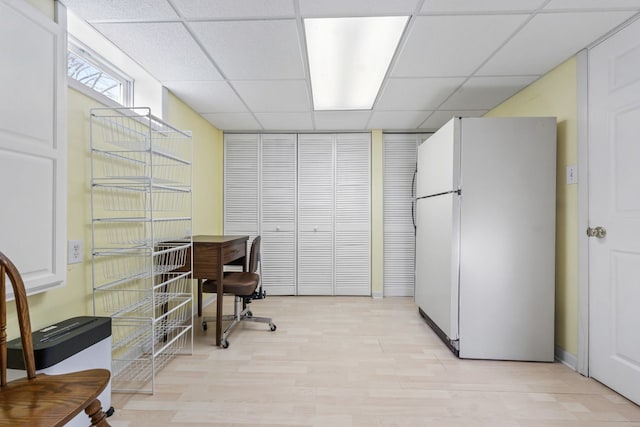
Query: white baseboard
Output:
[[371, 291, 383, 299], [555, 345, 577, 370]]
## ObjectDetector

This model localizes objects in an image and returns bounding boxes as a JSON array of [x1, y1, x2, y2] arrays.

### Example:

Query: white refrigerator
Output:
[[415, 117, 556, 361]]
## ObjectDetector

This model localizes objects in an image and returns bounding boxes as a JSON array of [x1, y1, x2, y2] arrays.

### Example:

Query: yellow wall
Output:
[[485, 57, 579, 355], [5, 86, 221, 340], [165, 91, 224, 235]]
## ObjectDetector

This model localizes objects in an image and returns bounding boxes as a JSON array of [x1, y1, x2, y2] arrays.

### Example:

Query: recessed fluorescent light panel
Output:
[[304, 16, 408, 111]]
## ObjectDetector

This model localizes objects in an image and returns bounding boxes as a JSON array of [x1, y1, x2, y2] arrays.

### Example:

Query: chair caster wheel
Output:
[[202, 321, 207, 331], [221, 339, 229, 348], [269, 323, 277, 331], [246, 310, 253, 318]]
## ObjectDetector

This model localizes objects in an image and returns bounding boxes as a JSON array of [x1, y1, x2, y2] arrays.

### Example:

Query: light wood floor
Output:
[[108, 296, 640, 426]]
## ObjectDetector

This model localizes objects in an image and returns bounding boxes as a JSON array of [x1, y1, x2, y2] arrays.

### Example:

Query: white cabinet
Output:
[[0, 0, 66, 298], [225, 133, 371, 296], [90, 108, 193, 394]]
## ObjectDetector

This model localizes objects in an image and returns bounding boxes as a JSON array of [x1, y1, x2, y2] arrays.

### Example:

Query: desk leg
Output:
[[197, 279, 203, 318], [216, 250, 224, 346]]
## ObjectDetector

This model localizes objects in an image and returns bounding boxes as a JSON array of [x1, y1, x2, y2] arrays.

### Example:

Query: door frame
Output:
[[576, 48, 589, 376]]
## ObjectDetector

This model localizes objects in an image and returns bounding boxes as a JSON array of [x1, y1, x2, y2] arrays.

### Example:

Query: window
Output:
[[67, 37, 133, 106]]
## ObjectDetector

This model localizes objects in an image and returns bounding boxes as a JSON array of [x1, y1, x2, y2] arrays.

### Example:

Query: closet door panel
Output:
[[297, 134, 334, 295], [382, 134, 424, 296], [334, 134, 370, 296], [261, 134, 296, 295], [297, 231, 334, 295], [224, 134, 259, 238]]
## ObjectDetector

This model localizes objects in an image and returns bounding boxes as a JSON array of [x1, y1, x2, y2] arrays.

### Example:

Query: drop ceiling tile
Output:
[[544, 0, 640, 10], [232, 80, 310, 112], [392, 15, 528, 77], [164, 81, 247, 113], [202, 113, 262, 131], [368, 111, 432, 130], [172, 0, 295, 19], [478, 11, 636, 76], [254, 113, 314, 130], [421, 110, 487, 130], [314, 111, 372, 130], [62, 0, 178, 21], [420, 0, 546, 13], [190, 20, 305, 80], [440, 76, 538, 110], [93, 22, 222, 81], [377, 77, 465, 110], [299, 0, 420, 17]]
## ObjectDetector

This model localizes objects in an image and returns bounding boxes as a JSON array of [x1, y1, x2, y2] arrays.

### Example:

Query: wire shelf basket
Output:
[[92, 219, 191, 247], [90, 107, 193, 395]]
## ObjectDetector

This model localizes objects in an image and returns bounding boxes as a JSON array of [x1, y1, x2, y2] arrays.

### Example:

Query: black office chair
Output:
[[201, 236, 276, 348]]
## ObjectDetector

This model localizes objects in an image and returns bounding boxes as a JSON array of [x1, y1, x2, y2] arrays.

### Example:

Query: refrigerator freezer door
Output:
[[416, 118, 460, 198], [415, 194, 460, 341]]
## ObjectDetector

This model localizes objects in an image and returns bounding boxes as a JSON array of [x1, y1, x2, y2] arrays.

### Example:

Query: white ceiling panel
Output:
[[478, 11, 636, 76], [65, 1, 640, 131], [440, 76, 538, 110], [368, 111, 432, 130], [545, 0, 640, 10], [377, 77, 465, 110], [420, 110, 487, 130], [299, 0, 420, 17], [392, 15, 528, 77], [93, 22, 222, 81], [254, 113, 314, 130], [232, 80, 310, 112], [164, 81, 247, 113], [62, 0, 178, 21], [172, 0, 295, 19], [421, 0, 546, 14], [189, 20, 305, 80], [314, 111, 372, 130], [202, 113, 262, 131]]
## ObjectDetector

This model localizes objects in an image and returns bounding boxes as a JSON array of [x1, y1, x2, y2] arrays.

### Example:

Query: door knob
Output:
[[587, 226, 607, 238]]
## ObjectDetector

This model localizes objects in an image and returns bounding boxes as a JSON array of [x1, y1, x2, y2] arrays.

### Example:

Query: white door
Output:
[[297, 134, 334, 295], [588, 17, 640, 405], [334, 133, 370, 296], [261, 134, 297, 295], [382, 134, 423, 297]]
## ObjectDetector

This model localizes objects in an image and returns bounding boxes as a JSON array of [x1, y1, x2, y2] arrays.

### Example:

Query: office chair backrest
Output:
[[248, 236, 261, 274]]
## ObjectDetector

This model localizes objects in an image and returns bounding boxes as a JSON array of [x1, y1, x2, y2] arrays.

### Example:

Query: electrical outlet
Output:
[[68, 240, 83, 264]]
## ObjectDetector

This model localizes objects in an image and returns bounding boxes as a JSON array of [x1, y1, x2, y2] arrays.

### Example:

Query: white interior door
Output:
[[297, 134, 334, 295], [334, 133, 370, 296], [588, 17, 640, 405], [261, 134, 297, 295]]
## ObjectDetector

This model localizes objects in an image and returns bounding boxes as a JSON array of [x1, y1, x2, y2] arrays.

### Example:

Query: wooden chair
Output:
[[0, 251, 111, 426], [201, 236, 276, 348]]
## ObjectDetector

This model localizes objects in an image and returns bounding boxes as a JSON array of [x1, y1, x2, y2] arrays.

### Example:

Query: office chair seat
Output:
[[202, 272, 259, 296], [200, 236, 275, 348]]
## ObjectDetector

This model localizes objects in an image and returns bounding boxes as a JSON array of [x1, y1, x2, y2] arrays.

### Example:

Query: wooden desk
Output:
[[188, 235, 249, 346]]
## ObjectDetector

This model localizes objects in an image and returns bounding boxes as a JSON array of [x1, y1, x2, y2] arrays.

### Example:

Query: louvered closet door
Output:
[[335, 133, 371, 295], [224, 134, 259, 245], [261, 134, 296, 295], [297, 134, 334, 295], [382, 134, 424, 296]]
